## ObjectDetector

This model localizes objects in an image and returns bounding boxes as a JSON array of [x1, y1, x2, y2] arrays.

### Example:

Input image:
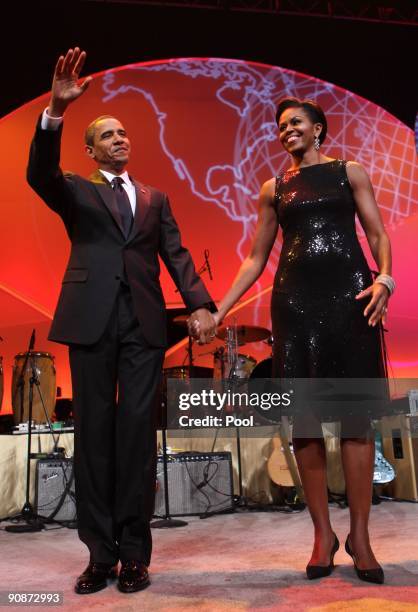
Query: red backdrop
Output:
[[0, 58, 417, 413]]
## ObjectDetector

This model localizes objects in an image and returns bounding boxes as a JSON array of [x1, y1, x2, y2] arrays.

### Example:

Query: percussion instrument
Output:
[[161, 365, 213, 416], [163, 365, 213, 382], [249, 357, 273, 379], [216, 325, 271, 345], [172, 314, 189, 327], [11, 352, 56, 425], [213, 350, 256, 381]]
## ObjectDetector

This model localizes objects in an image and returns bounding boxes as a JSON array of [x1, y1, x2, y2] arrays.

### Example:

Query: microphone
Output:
[[29, 329, 36, 352], [204, 249, 213, 281]]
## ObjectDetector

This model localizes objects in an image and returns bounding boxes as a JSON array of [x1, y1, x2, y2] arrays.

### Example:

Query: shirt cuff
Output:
[[41, 107, 64, 131]]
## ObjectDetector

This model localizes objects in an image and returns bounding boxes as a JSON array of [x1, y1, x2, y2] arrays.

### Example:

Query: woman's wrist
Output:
[[214, 310, 224, 325], [375, 273, 395, 296]]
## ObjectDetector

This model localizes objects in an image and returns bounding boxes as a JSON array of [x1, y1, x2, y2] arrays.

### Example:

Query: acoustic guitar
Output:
[[267, 422, 304, 501]]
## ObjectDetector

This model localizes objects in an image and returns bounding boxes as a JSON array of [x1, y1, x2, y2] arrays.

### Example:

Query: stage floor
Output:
[[1, 503, 418, 611]]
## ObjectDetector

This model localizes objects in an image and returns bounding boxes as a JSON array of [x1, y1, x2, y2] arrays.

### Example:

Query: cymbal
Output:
[[216, 325, 271, 344]]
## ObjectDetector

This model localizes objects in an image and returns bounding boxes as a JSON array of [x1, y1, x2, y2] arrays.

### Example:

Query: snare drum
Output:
[[163, 365, 213, 381], [11, 352, 56, 425]]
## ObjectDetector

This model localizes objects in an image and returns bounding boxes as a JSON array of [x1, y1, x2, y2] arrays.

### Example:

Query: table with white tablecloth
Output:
[[0, 432, 74, 519]]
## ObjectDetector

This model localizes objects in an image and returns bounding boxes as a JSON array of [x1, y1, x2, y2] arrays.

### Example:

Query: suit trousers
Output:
[[69, 284, 165, 565]]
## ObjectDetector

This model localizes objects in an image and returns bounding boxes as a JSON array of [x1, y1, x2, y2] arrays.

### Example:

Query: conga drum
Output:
[[11, 352, 56, 424]]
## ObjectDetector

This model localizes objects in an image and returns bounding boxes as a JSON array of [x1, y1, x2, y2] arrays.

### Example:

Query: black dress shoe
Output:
[[345, 536, 384, 584], [118, 560, 150, 593], [306, 533, 340, 580], [75, 562, 118, 594]]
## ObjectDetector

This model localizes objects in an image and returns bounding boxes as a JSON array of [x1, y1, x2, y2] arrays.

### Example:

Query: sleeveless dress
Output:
[[271, 160, 386, 381]]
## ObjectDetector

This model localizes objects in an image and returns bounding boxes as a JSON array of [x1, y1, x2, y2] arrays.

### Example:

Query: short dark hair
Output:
[[85, 115, 117, 146], [275, 97, 328, 144]]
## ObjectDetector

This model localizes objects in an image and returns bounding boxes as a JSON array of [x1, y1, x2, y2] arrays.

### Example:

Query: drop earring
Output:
[[314, 136, 320, 151]]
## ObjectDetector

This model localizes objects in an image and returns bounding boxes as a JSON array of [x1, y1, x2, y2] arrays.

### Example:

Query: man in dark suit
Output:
[[27, 48, 216, 595]]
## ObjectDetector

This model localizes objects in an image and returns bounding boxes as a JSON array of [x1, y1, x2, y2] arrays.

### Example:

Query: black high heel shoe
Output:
[[345, 536, 384, 584], [306, 533, 340, 580]]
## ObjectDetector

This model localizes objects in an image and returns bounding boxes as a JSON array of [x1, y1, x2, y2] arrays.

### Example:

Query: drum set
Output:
[[162, 316, 273, 400], [0, 320, 273, 425]]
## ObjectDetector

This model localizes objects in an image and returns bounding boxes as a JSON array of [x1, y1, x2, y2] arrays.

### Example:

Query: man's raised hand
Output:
[[49, 48, 92, 117]]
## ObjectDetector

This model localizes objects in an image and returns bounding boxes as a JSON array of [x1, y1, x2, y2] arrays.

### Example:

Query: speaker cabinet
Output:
[[35, 458, 76, 521], [155, 452, 234, 517]]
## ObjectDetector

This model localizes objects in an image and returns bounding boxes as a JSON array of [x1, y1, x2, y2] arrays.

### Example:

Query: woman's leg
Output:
[[340, 429, 380, 569], [293, 416, 335, 565]]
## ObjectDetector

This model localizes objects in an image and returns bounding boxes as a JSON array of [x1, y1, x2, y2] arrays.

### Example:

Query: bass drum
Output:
[[12, 352, 56, 425], [250, 357, 272, 379]]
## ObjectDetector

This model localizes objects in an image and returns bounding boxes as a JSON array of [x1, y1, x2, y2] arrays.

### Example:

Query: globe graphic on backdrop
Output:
[[102, 59, 416, 272]]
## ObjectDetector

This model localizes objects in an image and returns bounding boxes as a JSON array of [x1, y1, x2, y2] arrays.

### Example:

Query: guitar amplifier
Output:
[[154, 452, 234, 517], [35, 458, 77, 522], [380, 415, 418, 501]]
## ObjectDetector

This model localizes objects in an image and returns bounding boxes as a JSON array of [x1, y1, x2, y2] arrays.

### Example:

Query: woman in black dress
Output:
[[191, 98, 393, 583]]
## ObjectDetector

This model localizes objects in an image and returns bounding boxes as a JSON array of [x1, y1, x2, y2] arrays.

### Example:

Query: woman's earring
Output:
[[314, 136, 320, 151]]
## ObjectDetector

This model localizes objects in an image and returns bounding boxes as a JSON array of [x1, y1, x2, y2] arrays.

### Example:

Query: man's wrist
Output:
[[41, 108, 64, 131], [191, 302, 217, 314], [47, 100, 67, 118]]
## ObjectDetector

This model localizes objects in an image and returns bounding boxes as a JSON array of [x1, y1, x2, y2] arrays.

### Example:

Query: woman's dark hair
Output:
[[275, 97, 328, 144]]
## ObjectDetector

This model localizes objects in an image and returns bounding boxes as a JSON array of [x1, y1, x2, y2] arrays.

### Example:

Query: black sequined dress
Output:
[[271, 160, 386, 380]]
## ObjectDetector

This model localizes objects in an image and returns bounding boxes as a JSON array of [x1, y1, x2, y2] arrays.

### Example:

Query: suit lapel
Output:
[[128, 179, 151, 242], [89, 169, 125, 237]]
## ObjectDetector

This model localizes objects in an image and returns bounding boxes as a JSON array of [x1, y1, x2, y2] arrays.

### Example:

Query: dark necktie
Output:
[[112, 176, 133, 237]]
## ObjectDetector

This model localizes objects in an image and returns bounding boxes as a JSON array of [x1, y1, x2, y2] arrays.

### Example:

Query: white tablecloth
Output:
[[0, 432, 74, 519]]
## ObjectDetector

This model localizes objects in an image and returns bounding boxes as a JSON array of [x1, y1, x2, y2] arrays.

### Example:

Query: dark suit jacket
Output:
[[27, 117, 214, 347]]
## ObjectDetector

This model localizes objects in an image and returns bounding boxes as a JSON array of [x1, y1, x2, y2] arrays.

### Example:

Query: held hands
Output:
[[49, 48, 92, 117], [356, 282, 389, 326], [187, 310, 220, 344]]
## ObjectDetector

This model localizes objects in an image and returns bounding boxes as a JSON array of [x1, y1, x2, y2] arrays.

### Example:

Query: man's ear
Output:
[[85, 145, 95, 160]]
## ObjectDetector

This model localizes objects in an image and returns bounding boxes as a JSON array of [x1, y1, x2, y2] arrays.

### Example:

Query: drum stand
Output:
[[6, 333, 61, 533], [211, 350, 247, 509]]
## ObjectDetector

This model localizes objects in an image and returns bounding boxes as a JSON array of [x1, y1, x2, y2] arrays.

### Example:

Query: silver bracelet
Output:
[[375, 273, 395, 296]]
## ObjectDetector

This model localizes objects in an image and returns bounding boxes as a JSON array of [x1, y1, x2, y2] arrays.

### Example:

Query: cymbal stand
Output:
[[224, 324, 248, 507]]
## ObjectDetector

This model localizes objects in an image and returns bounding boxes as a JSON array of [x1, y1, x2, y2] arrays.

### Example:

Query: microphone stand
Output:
[[6, 331, 61, 533], [151, 426, 187, 529]]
